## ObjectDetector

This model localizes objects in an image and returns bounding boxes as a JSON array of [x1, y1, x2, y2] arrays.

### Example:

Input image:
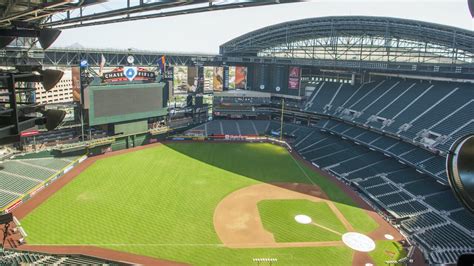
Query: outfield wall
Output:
[[169, 135, 292, 151]]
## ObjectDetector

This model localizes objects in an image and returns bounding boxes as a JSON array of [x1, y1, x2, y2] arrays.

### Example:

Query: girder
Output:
[[220, 16, 474, 65]]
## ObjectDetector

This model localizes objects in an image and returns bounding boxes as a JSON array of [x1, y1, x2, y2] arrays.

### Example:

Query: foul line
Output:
[[311, 222, 343, 236], [27, 243, 226, 247], [290, 153, 355, 232], [289, 154, 317, 186]]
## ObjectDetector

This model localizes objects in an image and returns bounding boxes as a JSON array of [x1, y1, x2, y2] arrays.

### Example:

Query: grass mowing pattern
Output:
[[258, 200, 346, 242], [21, 143, 394, 265]]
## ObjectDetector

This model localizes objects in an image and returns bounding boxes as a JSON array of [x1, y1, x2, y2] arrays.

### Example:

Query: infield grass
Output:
[[258, 200, 346, 242], [20, 142, 401, 265]]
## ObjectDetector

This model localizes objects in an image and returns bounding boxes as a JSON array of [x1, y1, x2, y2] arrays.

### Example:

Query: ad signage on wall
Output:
[[223, 66, 229, 91], [288, 66, 301, 90], [71, 66, 81, 102], [102, 67, 156, 83], [235, 66, 247, 89], [213, 67, 224, 92]]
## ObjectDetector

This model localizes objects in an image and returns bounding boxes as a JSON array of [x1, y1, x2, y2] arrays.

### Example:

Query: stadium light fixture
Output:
[[0, 27, 61, 49], [0, 36, 15, 49], [446, 134, 474, 214], [0, 213, 13, 255], [37, 28, 62, 50], [18, 105, 66, 131], [42, 109, 66, 131], [15, 66, 64, 92], [39, 69, 64, 91]]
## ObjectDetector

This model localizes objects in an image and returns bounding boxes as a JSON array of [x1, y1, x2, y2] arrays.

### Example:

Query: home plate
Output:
[[342, 232, 376, 252], [384, 234, 394, 240], [294, 215, 312, 224]]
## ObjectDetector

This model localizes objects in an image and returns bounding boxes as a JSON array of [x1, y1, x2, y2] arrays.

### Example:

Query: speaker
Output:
[[469, 0, 474, 17], [43, 109, 66, 131], [0, 213, 13, 225], [446, 134, 474, 213], [41, 69, 64, 91], [458, 254, 474, 266], [38, 28, 61, 49], [0, 36, 15, 49]]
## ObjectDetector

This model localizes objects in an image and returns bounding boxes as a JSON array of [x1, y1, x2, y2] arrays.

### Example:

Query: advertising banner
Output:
[[213, 67, 223, 92], [187, 66, 197, 92], [197, 66, 204, 94], [235, 66, 247, 89], [71, 66, 81, 102], [288, 66, 301, 90], [223, 66, 229, 91]]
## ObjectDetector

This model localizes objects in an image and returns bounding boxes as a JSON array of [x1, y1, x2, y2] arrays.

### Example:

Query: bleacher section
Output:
[[0, 155, 78, 210], [190, 118, 474, 264]]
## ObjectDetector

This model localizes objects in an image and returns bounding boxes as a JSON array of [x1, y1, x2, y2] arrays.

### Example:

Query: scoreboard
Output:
[[87, 82, 167, 126]]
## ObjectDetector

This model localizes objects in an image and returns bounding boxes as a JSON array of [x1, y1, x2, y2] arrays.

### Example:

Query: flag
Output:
[[99, 54, 106, 75], [158, 55, 166, 73]]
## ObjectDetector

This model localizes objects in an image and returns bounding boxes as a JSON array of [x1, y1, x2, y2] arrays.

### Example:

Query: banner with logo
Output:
[[102, 67, 156, 83], [187, 66, 197, 92], [288, 66, 301, 90], [235, 66, 247, 89], [223, 66, 229, 91], [71, 66, 81, 102], [197, 66, 205, 94], [213, 67, 223, 92]]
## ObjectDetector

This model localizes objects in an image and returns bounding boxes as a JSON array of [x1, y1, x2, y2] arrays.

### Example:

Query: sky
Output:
[[52, 0, 474, 54]]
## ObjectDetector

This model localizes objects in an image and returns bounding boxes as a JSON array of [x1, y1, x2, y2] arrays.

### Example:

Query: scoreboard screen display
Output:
[[88, 82, 167, 126]]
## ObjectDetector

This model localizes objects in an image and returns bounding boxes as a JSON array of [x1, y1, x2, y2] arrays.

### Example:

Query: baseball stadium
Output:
[[0, 1, 473, 266]]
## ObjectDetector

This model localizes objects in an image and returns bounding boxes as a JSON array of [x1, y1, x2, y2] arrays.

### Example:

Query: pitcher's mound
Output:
[[294, 215, 312, 224]]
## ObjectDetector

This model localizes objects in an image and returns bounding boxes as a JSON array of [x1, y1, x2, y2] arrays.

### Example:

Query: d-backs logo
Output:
[[102, 66, 156, 83]]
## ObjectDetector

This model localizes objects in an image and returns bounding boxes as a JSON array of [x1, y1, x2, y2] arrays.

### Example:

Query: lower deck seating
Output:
[[319, 119, 448, 183], [0, 155, 79, 209], [400, 212, 447, 233], [0, 250, 118, 265], [424, 191, 464, 212], [449, 209, 474, 231], [414, 224, 474, 251]]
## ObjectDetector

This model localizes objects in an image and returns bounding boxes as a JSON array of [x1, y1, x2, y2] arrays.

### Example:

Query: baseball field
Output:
[[19, 142, 406, 265]]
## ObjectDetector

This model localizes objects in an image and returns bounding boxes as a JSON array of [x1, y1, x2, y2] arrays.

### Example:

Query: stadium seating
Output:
[[318, 118, 448, 182], [400, 212, 448, 234], [304, 78, 474, 156], [449, 209, 474, 232], [0, 249, 117, 265], [414, 224, 474, 251], [0, 156, 79, 209]]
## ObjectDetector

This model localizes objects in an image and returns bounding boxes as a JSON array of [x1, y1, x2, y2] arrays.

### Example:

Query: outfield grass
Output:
[[258, 200, 346, 242], [20, 143, 400, 265]]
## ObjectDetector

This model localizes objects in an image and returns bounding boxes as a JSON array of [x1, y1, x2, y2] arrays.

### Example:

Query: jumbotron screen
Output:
[[88, 82, 167, 126]]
